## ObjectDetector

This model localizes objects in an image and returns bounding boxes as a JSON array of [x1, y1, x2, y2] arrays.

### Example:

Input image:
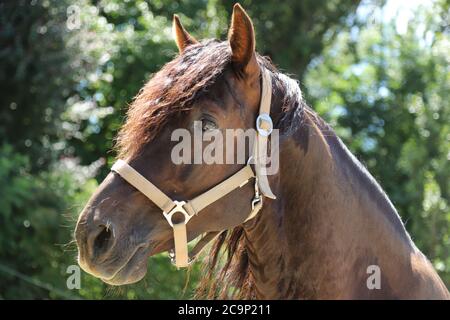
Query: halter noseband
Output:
[[111, 67, 275, 268]]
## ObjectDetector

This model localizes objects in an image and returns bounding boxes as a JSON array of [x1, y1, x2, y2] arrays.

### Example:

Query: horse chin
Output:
[[101, 246, 150, 286]]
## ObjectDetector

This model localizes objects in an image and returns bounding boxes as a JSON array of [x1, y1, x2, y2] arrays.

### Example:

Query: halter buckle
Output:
[[163, 200, 191, 227]]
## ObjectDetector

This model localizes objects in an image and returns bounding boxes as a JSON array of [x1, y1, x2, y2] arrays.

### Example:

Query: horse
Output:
[[74, 4, 449, 299]]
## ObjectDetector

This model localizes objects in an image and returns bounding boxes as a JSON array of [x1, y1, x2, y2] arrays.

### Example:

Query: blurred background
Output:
[[0, 0, 448, 299]]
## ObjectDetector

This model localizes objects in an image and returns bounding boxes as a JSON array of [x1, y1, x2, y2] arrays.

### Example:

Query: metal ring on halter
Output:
[[256, 113, 273, 137], [163, 200, 192, 227]]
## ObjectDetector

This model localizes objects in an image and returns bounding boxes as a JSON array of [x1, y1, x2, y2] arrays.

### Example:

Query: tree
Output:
[[220, 0, 368, 80], [0, 0, 110, 171]]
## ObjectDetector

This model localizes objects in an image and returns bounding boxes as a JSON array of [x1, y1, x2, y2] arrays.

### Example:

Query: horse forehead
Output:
[[219, 69, 261, 108]]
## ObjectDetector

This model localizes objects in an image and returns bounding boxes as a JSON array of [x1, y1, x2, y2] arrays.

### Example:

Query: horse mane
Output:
[[116, 40, 231, 159], [115, 38, 307, 298], [116, 39, 303, 160]]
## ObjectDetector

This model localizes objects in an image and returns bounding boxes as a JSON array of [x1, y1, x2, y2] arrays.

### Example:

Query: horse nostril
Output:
[[93, 225, 113, 256]]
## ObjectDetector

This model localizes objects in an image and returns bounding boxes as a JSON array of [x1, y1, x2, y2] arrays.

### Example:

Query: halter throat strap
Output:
[[111, 67, 274, 268]]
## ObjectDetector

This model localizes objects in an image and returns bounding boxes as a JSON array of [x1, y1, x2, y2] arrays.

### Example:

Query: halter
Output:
[[111, 68, 276, 268]]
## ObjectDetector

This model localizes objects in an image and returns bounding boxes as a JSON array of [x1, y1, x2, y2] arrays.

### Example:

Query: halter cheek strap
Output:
[[253, 67, 276, 199], [111, 67, 275, 268]]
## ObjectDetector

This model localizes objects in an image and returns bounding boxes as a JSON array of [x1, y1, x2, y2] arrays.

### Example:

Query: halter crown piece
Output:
[[111, 67, 276, 268]]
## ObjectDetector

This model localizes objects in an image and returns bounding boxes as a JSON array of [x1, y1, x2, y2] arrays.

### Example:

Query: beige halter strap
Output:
[[111, 160, 255, 267], [111, 67, 275, 268]]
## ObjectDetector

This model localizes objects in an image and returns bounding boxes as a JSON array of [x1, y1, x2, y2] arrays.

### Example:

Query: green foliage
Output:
[[220, 0, 369, 82], [0, 143, 200, 299], [0, 0, 108, 170], [0, 143, 90, 299]]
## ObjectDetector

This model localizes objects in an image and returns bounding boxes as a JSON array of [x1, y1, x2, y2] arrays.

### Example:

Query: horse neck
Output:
[[243, 111, 419, 299]]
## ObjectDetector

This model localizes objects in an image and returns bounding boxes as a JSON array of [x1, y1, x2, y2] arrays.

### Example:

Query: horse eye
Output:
[[201, 119, 217, 132]]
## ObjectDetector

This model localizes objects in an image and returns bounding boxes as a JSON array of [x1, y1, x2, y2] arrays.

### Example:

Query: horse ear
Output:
[[173, 15, 198, 53], [227, 4, 258, 75]]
